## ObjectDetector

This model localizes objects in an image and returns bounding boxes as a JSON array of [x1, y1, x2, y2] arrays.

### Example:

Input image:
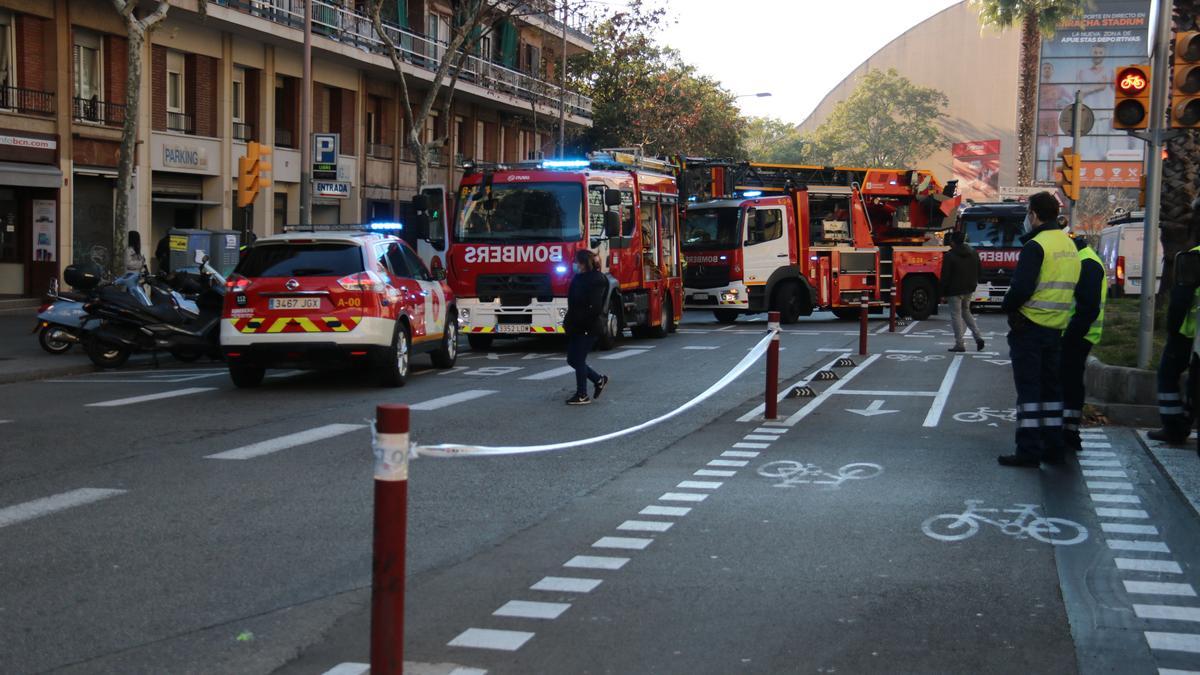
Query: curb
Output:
[[0, 361, 100, 385], [1085, 355, 1157, 427], [1132, 429, 1200, 524]]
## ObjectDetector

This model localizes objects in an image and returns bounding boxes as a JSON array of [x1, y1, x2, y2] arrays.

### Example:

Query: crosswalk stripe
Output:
[[1146, 632, 1200, 654], [1135, 605, 1200, 622], [86, 387, 216, 408], [206, 424, 367, 460], [493, 600, 570, 620], [618, 520, 673, 533], [1096, 507, 1150, 519], [0, 488, 126, 529], [593, 536, 653, 550], [531, 577, 602, 593], [447, 628, 534, 651], [1108, 540, 1171, 553], [1124, 581, 1196, 596], [520, 366, 575, 381], [564, 555, 628, 570], [1117, 558, 1183, 573], [640, 505, 690, 517], [1101, 523, 1159, 535], [410, 390, 497, 410]]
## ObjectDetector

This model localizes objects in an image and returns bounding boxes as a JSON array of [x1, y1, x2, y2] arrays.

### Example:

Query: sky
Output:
[[630, 0, 965, 124]]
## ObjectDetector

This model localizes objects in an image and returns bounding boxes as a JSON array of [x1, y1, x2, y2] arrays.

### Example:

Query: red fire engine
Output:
[[679, 161, 960, 322], [410, 151, 683, 350]]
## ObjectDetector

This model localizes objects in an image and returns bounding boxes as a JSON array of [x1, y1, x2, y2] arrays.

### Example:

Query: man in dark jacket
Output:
[[940, 231, 985, 352], [563, 250, 610, 405]]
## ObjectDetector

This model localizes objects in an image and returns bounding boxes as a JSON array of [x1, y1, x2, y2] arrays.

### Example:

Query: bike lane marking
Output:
[[737, 352, 855, 422], [776, 354, 882, 427], [0, 488, 126, 529], [922, 354, 964, 427]]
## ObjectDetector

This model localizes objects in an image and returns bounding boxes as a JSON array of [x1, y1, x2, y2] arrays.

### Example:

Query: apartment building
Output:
[[0, 0, 593, 297]]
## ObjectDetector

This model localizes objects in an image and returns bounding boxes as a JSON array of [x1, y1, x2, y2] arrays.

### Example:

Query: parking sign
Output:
[[313, 133, 339, 178]]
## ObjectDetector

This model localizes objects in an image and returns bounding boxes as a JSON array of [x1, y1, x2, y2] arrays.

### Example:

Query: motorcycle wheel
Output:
[[84, 336, 131, 369], [38, 326, 74, 354]]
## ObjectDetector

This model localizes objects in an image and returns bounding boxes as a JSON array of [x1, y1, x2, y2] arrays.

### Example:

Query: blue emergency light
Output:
[[368, 222, 404, 231], [542, 159, 590, 169], [742, 190, 763, 198]]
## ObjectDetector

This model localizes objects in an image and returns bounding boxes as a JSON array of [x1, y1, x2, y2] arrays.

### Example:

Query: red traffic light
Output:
[[1117, 67, 1148, 96]]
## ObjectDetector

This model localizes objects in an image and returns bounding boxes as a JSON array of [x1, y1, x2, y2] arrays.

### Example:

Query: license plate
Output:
[[496, 324, 529, 334], [692, 293, 710, 301], [269, 297, 321, 310]]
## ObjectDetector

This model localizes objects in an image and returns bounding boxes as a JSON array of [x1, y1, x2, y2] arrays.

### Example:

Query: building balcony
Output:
[[209, 0, 593, 119], [166, 111, 195, 134], [274, 127, 295, 148], [233, 121, 254, 142], [366, 142, 393, 160], [73, 97, 124, 126], [1, 86, 55, 116]]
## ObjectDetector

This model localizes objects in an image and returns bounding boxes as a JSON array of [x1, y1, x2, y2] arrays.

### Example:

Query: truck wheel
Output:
[[903, 279, 936, 321], [650, 297, 673, 338], [431, 317, 458, 368], [713, 309, 739, 324], [376, 324, 410, 387], [773, 283, 803, 324], [595, 304, 619, 350], [467, 334, 493, 351], [229, 365, 265, 389]]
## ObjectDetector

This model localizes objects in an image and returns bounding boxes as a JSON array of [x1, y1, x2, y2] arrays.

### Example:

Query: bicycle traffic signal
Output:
[[1057, 147, 1081, 201], [237, 141, 272, 208], [1113, 64, 1151, 130], [1173, 31, 1200, 128]]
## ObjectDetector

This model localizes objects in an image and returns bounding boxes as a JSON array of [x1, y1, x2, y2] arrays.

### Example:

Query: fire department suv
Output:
[[220, 229, 457, 388], [680, 161, 960, 322], [408, 151, 683, 350]]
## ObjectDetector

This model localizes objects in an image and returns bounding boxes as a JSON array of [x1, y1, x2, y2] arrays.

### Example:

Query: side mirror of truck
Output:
[[605, 189, 623, 207], [412, 194, 429, 212], [413, 213, 430, 240], [604, 211, 621, 238], [1176, 250, 1200, 287]]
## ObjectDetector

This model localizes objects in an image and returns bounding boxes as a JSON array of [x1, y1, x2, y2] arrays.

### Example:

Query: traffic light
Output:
[[1173, 31, 1200, 128], [237, 141, 272, 208], [1113, 64, 1151, 130], [1057, 146, 1081, 201]]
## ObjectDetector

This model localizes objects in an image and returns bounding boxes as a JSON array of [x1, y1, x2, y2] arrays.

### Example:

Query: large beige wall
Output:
[[799, 1, 1020, 186]]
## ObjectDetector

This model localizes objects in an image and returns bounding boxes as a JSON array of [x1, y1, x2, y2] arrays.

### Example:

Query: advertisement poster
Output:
[[1035, 0, 1149, 183], [952, 140, 1001, 202], [32, 199, 55, 262]]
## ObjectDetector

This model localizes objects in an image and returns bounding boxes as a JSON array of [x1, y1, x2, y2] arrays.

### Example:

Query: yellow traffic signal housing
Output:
[[1113, 64, 1151, 130], [236, 141, 272, 208], [1058, 147, 1081, 201], [1173, 31, 1200, 128]]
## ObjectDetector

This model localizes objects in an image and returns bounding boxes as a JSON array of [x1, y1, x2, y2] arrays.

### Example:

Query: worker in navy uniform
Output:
[[1061, 237, 1106, 453], [1150, 243, 1200, 444], [998, 192, 1081, 467]]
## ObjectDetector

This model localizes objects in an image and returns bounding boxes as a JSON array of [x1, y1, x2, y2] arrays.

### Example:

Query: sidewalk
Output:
[[0, 312, 105, 384], [1141, 431, 1200, 521]]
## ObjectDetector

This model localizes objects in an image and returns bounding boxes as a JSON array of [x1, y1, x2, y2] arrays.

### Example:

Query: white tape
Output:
[[372, 430, 411, 481], [414, 329, 779, 458]]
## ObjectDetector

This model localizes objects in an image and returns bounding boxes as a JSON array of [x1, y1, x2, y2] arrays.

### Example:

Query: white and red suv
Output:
[[221, 230, 457, 387]]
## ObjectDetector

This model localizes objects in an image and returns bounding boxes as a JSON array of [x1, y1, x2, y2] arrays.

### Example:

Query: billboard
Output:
[[952, 140, 1001, 202]]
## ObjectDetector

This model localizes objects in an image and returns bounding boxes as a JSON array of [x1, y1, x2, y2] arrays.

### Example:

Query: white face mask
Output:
[[1022, 213, 1034, 234]]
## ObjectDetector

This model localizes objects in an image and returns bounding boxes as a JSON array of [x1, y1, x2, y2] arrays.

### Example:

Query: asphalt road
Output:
[[3, 310, 1200, 674]]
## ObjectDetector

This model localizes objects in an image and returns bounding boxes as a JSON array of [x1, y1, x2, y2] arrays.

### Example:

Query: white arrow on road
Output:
[[846, 400, 899, 417]]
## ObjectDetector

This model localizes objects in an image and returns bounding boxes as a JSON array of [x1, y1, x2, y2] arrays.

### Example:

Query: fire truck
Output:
[[679, 161, 960, 322], [408, 151, 683, 351], [954, 201, 1026, 308]]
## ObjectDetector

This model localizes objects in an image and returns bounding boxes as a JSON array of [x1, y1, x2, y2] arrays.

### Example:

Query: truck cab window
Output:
[[809, 195, 852, 245], [641, 193, 661, 279], [746, 207, 783, 245]]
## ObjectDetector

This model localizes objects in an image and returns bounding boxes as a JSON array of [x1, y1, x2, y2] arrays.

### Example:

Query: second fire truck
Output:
[[679, 161, 961, 322]]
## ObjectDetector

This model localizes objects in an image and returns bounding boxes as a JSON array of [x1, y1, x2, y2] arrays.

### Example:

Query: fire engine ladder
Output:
[[590, 149, 679, 175]]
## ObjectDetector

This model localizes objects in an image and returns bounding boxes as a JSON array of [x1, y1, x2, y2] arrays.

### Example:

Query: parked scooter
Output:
[[81, 251, 227, 369], [33, 268, 145, 354]]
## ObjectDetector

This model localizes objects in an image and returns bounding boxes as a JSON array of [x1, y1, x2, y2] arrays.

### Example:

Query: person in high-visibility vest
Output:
[[1061, 237, 1106, 452], [1150, 245, 1200, 444], [998, 192, 1081, 467]]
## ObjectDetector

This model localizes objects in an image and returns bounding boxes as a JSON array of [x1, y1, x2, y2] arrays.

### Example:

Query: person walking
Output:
[[997, 192, 1081, 467], [563, 250, 610, 405], [1061, 237, 1106, 453], [1150, 244, 1200, 444], [940, 230, 985, 352]]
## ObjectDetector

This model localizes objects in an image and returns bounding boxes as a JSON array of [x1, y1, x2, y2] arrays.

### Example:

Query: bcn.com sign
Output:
[[463, 245, 566, 264]]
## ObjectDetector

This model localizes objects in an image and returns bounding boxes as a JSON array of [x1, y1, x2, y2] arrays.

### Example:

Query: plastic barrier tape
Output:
[[411, 329, 778, 458]]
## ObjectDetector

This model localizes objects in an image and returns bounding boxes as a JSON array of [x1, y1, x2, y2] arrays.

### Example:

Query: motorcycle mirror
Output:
[[194, 249, 209, 265]]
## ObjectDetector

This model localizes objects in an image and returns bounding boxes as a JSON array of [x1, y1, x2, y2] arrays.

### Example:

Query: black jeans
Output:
[[1157, 332, 1193, 438], [566, 334, 601, 396], [1060, 336, 1093, 451], [1008, 322, 1065, 459]]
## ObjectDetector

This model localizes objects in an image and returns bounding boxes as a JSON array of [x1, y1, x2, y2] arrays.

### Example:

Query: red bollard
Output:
[[859, 293, 869, 356], [372, 404, 410, 675], [888, 292, 898, 333], [765, 311, 780, 420]]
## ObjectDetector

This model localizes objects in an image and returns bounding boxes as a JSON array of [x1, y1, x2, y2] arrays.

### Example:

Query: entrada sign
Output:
[[314, 181, 350, 198]]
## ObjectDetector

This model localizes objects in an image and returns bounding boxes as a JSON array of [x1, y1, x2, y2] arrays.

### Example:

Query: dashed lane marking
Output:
[[617, 520, 673, 532], [520, 366, 575, 381], [1085, 469, 1130, 478], [640, 505, 690, 517], [1091, 493, 1142, 504], [564, 555, 628, 570], [743, 435, 779, 441], [1146, 632, 1200, 654], [659, 492, 707, 503], [695, 469, 736, 477], [1118, 559, 1184, 574], [752, 427, 787, 434], [0, 488, 126, 529], [598, 349, 647, 360], [1083, 441, 1114, 449], [493, 600, 570, 620], [205, 424, 367, 460], [447, 628, 534, 651], [1096, 507, 1150, 519], [733, 442, 770, 449], [1101, 523, 1160, 535], [410, 390, 498, 410], [1136, 605, 1200, 621], [708, 459, 748, 467], [1108, 540, 1171, 553], [683, 346, 720, 350], [1081, 459, 1124, 467], [593, 536, 653, 550], [722, 451, 760, 458], [1088, 481, 1135, 490], [85, 387, 217, 408], [531, 577, 602, 593], [1124, 581, 1197, 597], [1080, 451, 1119, 457], [676, 481, 722, 489], [323, 664, 484, 675]]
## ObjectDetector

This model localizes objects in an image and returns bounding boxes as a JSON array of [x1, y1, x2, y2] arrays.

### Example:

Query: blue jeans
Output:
[[567, 334, 601, 396], [1008, 322, 1065, 459], [1157, 333, 1193, 438]]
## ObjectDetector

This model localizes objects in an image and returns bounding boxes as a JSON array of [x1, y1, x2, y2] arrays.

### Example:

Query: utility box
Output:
[[167, 228, 241, 276]]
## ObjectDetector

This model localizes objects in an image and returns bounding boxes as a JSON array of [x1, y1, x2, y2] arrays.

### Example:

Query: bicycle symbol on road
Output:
[[953, 407, 1016, 423], [757, 460, 883, 489], [921, 500, 1088, 545], [885, 353, 946, 363]]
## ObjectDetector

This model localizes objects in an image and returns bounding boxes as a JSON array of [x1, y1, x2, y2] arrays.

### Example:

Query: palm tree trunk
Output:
[[1016, 11, 1041, 186]]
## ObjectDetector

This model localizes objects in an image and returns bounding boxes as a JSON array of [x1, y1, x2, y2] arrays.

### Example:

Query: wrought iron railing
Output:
[[274, 127, 295, 148], [0, 86, 55, 116], [233, 121, 254, 141], [367, 142, 393, 160], [209, 0, 593, 119], [73, 97, 124, 125], [166, 111, 194, 134]]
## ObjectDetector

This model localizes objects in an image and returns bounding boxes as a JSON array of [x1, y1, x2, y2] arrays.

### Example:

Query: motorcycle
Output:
[[81, 251, 226, 369]]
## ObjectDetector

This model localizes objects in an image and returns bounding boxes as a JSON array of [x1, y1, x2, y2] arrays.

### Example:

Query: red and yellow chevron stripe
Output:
[[230, 316, 361, 334]]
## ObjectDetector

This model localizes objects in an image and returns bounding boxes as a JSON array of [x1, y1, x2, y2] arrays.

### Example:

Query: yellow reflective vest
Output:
[[1019, 228, 1080, 330], [1180, 244, 1200, 339], [1073, 245, 1106, 344]]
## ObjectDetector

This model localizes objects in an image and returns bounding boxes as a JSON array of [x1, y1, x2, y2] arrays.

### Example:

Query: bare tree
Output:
[[110, 0, 170, 270], [370, 0, 537, 189]]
